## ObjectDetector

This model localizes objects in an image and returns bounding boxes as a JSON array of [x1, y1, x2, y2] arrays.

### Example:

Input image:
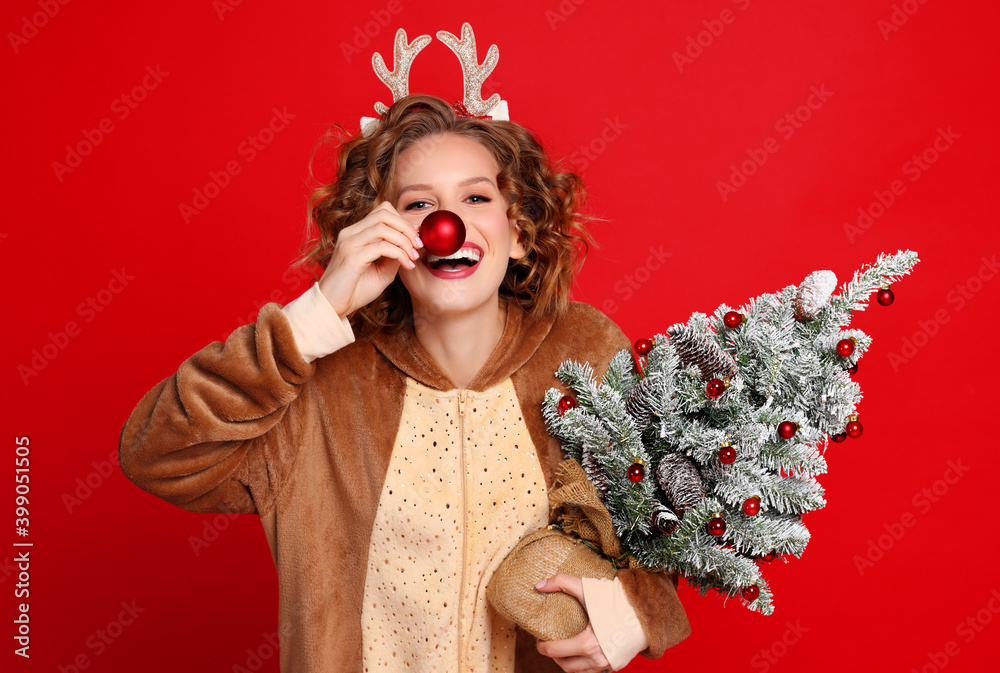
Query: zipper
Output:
[[457, 388, 467, 672]]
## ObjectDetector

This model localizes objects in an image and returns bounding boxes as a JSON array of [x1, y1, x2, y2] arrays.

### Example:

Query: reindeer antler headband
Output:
[[359, 22, 510, 137]]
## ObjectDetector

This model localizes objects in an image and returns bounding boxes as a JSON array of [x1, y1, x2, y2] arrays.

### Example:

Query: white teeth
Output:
[[425, 248, 482, 264]]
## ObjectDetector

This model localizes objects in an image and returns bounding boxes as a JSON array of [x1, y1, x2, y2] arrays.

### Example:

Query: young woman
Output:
[[119, 94, 690, 673]]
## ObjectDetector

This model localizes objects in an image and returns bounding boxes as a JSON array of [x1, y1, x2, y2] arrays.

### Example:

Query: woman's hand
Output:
[[318, 200, 423, 316], [534, 573, 613, 673]]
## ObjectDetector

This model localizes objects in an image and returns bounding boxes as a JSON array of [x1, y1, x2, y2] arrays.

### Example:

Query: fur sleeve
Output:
[[118, 302, 315, 514], [615, 569, 691, 658]]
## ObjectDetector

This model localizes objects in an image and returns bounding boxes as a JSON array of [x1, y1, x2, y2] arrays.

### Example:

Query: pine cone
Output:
[[650, 502, 680, 535], [625, 377, 656, 431], [666, 325, 738, 381], [793, 269, 837, 320], [580, 446, 608, 495], [656, 453, 705, 516]]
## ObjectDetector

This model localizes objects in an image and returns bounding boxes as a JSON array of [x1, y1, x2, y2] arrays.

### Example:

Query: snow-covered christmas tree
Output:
[[542, 250, 919, 615]]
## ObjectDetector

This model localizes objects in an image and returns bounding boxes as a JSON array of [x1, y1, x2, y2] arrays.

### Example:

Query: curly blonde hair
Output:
[[296, 94, 602, 336]]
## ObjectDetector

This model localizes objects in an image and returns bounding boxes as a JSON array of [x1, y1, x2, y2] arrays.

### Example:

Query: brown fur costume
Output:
[[119, 297, 690, 672]]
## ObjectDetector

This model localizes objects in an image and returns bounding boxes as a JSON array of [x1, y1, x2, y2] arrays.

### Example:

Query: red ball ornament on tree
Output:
[[706, 378, 726, 399], [627, 460, 646, 482], [831, 432, 847, 443], [758, 550, 777, 563], [836, 337, 856, 357], [718, 443, 736, 465], [847, 362, 859, 375], [777, 421, 798, 440], [877, 288, 895, 306], [742, 496, 762, 516], [419, 210, 466, 256], [723, 311, 744, 329], [707, 514, 726, 536], [742, 585, 760, 602], [634, 338, 653, 356], [557, 395, 577, 416], [846, 415, 863, 438]]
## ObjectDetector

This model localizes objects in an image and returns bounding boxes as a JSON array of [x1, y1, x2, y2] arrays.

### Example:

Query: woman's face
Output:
[[393, 132, 525, 318]]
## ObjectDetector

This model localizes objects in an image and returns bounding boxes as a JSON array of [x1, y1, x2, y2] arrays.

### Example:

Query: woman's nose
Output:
[[437, 198, 463, 213]]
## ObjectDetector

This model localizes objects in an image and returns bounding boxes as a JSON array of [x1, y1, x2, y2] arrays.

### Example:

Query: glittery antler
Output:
[[436, 22, 502, 118], [372, 28, 432, 116]]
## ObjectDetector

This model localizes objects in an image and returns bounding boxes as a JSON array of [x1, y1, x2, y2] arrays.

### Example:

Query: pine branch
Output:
[[829, 249, 920, 318], [725, 512, 811, 558], [706, 462, 826, 515], [602, 349, 638, 395], [756, 441, 828, 477]]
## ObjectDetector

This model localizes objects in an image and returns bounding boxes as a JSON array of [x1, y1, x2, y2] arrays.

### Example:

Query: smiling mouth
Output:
[[423, 246, 482, 272], [424, 259, 479, 271]]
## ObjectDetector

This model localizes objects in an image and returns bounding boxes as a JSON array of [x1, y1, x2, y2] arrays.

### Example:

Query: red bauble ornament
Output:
[[706, 378, 726, 399], [742, 496, 762, 516], [758, 550, 777, 563], [742, 585, 760, 602], [707, 514, 726, 536], [877, 288, 895, 306], [777, 421, 798, 439], [557, 395, 577, 415], [831, 432, 847, 443], [836, 337, 856, 357], [634, 338, 653, 356], [723, 311, 744, 329], [847, 362, 859, 375], [846, 415, 863, 438], [627, 461, 646, 482], [419, 210, 466, 256], [718, 443, 736, 465]]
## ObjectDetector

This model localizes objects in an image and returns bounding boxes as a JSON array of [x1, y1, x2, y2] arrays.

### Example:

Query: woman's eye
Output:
[[405, 195, 490, 210]]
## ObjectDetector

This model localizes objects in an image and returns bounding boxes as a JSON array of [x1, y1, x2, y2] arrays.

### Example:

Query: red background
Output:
[[3, 1, 998, 671]]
